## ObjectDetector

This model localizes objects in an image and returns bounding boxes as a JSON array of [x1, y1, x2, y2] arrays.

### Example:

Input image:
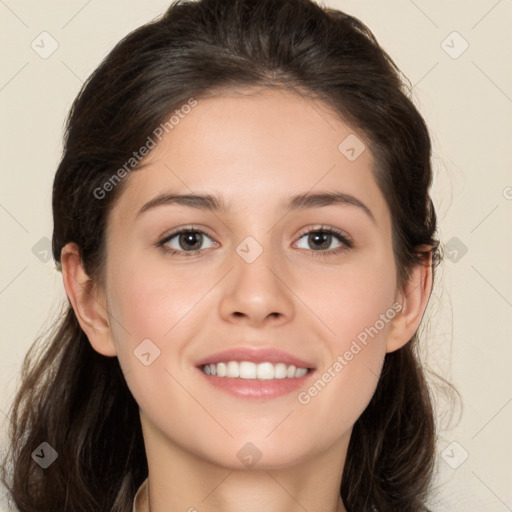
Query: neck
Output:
[[147, 465, 347, 512]]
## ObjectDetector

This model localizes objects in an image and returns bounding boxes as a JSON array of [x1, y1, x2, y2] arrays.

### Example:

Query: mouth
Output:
[[196, 347, 315, 399], [200, 361, 310, 379]]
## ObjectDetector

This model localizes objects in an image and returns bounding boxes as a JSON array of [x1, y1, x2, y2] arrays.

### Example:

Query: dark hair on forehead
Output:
[[3, 1, 440, 511]]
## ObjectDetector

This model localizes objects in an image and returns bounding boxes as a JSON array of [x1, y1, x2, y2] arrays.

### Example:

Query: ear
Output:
[[386, 248, 433, 353], [60, 242, 117, 357]]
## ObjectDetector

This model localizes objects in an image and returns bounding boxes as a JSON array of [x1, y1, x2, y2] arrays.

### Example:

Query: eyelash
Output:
[[156, 225, 353, 259]]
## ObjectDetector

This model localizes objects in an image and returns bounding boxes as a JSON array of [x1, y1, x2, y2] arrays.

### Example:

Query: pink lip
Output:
[[195, 347, 315, 369], [198, 370, 314, 400]]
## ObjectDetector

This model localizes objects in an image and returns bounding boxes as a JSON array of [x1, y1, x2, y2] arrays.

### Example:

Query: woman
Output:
[[2, 0, 442, 510]]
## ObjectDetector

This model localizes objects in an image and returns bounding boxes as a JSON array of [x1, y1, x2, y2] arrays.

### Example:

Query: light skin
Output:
[[61, 87, 432, 512]]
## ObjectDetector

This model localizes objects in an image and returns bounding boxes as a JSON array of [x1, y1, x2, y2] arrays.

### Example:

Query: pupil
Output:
[[180, 232, 201, 250], [310, 232, 330, 250]]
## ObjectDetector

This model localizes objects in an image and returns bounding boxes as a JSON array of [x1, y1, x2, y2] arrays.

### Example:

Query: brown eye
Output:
[[295, 227, 352, 255], [159, 228, 217, 255], [177, 232, 203, 251]]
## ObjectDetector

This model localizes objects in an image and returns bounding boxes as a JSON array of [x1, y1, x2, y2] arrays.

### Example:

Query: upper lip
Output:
[[195, 347, 315, 369]]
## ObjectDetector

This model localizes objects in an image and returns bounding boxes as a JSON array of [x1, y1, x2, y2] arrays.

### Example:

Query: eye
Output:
[[295, 226, 352, 257], [158, 227, 217, 256], [157, 225, 352, 258]]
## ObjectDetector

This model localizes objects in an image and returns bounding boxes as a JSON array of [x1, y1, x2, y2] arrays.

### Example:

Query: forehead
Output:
[[109, 87, 390, 226]]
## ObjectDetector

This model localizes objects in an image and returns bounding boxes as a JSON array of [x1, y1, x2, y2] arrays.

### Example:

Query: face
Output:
[[101, 87, 400, 469]]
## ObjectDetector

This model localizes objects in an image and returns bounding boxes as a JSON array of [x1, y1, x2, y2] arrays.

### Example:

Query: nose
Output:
[[218, 240, 295, 328]]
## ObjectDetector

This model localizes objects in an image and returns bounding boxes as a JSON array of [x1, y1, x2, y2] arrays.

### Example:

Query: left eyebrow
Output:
[[285, 191, 376, 224], [136, 190, 376, 224]]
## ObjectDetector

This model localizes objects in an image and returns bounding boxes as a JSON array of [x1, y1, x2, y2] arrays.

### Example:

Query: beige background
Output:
[[1, 1, 511, 510]]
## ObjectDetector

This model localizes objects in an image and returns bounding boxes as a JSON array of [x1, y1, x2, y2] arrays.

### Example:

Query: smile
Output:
[[201, 361, 310, 379]]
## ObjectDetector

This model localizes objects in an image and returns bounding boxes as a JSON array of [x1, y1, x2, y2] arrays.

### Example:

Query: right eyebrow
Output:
[[137, 192, 228, 218]]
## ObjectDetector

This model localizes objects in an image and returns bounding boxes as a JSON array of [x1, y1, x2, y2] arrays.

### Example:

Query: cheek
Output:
[[104, 254, 207, 404], [298, 247, 397, 350], [291, 251, 397, 426], [107, 254, 207, 344], [104, 257, 207, 426]]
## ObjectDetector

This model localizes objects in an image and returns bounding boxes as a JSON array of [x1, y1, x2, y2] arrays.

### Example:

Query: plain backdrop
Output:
[[1, 1, 511, 511]]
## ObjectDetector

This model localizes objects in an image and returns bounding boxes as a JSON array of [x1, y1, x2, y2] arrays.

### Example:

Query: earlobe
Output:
[[386, 250, 433, 353], [60, 242, 117, 357]]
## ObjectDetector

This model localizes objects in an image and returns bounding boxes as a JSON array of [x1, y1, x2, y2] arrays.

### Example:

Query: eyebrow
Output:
[[136, 190, 376, 223]]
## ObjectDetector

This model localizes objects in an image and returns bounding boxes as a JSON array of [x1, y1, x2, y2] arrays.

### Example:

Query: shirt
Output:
[[132, 477, 149, 512]]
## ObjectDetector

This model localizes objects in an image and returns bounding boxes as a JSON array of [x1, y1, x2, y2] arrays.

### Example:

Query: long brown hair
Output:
[[2, 0, 443, 510]]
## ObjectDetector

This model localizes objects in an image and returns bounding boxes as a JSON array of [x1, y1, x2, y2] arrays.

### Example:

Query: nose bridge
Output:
[[219, 232, 295, 324]]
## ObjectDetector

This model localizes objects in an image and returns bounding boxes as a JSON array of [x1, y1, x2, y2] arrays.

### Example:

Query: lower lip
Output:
[[197, 368, 314, 399]]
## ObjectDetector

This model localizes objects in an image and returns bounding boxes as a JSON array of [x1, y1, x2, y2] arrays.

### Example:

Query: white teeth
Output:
[[286, 365, 296, 378], [295, 367, 308, 378], [226, 361, 239, 378], [239, 361, 257, 379], [217, 362, 227, 377], [201, 361, 310, 379], [274, 363, 287, 379], [257, 362, 274, 380]]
